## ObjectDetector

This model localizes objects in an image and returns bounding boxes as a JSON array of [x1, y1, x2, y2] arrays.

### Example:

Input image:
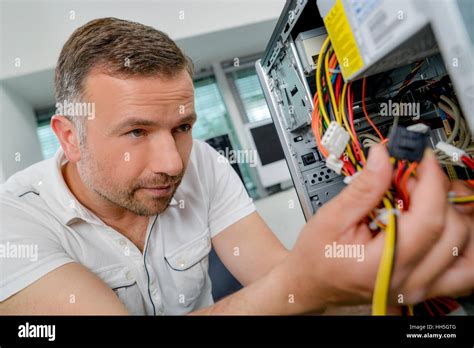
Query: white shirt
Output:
[[0, 139, 255, 314]]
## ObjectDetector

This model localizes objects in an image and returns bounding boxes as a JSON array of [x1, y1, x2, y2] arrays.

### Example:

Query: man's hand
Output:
[[424, 180, 474, 299], [283, 144, 472, 313], [196, 145, 472, 315]]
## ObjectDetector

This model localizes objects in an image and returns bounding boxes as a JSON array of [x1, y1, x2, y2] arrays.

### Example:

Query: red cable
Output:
[[343, 156, 355, 175], [334, 73, 342, 105], [436, 297, 459, 311], [362, 78, 385, 141], [429, 299, 448, 315], [312, 93, 329, 158], [400, 162, 417, 210], [394, 161, 406, 209], [461, 155, 474, 170], [347, 83, 364, 164], [395, 161, 405, 189], [423, 301, 435, 316]]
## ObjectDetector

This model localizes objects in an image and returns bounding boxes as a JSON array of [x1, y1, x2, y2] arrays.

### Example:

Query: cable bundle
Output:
[[311, 37, 474, 316]]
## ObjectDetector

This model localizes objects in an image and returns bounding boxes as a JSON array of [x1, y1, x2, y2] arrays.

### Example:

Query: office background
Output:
[[0, 0, 305, 250]]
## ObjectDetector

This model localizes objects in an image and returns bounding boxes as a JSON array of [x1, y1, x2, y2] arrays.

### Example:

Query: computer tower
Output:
[[256, 0, 474, 220]]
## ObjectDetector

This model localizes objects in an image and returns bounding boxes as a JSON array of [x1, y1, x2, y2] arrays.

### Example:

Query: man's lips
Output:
[[141, 185, 173, 197]]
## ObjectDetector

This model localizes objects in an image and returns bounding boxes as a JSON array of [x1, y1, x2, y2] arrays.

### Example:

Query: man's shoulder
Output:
[[191, 138, 218, 158], [177, 139, 223, 200], [1, 189, 50, 224], [191, 138, 229, 168], [1, 157, 50, 196], [189, 139, 220, 173], [0, 158, 54, 225]]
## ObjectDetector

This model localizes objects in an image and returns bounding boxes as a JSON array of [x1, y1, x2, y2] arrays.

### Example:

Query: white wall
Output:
[[0, 0, 284, 181], [254, 188, 306, 249], [0, 0, 284, 79], [0, 84, 43, 182]]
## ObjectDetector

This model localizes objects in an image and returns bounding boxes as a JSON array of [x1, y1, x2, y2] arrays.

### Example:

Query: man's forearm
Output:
[[192, 255, 326, 315]]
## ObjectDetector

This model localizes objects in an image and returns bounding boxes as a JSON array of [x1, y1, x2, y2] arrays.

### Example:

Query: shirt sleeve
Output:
[[200, 142, 256, 238], [0, 195, 75, 301]]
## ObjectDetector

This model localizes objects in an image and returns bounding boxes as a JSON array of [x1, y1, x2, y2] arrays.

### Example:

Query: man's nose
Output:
[[149, 132, 183, 177]]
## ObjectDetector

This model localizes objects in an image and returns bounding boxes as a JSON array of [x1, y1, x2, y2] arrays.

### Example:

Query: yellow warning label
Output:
[[324, 0, 364, 80]]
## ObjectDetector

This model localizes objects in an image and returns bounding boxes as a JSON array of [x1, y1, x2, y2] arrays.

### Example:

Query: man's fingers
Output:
[[427, 258, 474, 299], [317, 144, 392, 236], [409, 149, 450, 220], [428, 215, 474, 299], [449, 180, 474, 214], [396, 149, 450, 269], [396, 207, 469, 297], [450, 180, 473, 195]]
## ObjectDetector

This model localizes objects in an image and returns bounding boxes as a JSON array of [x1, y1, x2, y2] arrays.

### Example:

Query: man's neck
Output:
[[62, 161, 150, 252]]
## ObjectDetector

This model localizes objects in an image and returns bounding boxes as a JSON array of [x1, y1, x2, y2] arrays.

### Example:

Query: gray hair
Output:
[[54, 17, 194, 144]]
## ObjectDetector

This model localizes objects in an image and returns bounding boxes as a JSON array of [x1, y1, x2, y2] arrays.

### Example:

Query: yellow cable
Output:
[[316, 37, 331, 126], [449, 195, 474, 203], [372, 197, 396, 315], [386, 190, 394, 201], [340, 83, 351, 130], [344, 144, 357, 167], [340, 82, 367, 165], [325, 48, 340, 123], [338, 83, 357, 166]]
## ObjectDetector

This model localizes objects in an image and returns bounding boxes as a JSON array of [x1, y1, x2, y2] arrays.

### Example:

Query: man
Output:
[[0, 18, 472, 315]]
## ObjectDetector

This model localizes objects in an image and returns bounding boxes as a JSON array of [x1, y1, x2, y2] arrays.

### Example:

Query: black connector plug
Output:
[[387, 126, 428, 162]]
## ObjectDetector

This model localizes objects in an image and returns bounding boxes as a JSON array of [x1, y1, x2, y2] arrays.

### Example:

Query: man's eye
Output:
[[127, 129, 147, 138], [176, 124, 192, 133]]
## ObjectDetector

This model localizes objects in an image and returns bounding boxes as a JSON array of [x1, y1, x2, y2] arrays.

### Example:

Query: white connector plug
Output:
[[321, 121, 350, 174], [407, 123, 430, 134], [369, 208, 400, 230], [435, 141, 466, 165], [343, 172, 360, 185], [325, 154, 344, 174], [322, 122, 350, 157]]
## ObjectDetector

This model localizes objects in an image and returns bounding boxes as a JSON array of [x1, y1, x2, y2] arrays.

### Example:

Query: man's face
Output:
[[76, 69, 196, 216]]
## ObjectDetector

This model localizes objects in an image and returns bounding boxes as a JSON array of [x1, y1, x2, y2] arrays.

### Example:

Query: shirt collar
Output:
[[40, 147, 178, 226]]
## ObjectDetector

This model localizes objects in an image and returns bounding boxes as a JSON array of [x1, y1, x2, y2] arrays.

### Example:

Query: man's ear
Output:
[[50, 115, 82, 163]]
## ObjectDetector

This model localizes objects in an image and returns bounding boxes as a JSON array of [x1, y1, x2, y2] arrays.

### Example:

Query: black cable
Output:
[[143, 215, 159, 315]]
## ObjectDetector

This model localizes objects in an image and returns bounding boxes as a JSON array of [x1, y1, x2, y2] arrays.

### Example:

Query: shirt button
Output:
[[177, 259, 186, 269], [119, 239, 127, 246], [125, 270, 133, 280]]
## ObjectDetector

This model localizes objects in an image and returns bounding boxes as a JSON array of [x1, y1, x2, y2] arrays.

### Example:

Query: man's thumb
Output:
[[319, 144, 393, 234]]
